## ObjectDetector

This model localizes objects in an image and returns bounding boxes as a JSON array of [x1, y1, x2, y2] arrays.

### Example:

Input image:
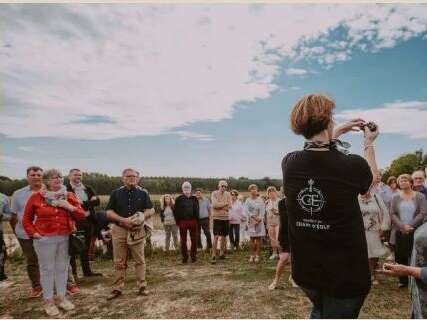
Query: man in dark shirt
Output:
[[174, 181, 199, 263], [66, 168, 102, 277], [282, 94, 379, 318], [105, 168, 153, 300]]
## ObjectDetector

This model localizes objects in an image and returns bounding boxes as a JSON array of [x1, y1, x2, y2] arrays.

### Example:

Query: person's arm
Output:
[[61, 193, 86, 220], [9, 192, 19, 234], [208, 201, 212, 220], [362, 126, 379, 185], [376, 194, 391, 231], [239, 203, 246, 222], [160, 209, 165, 223], [409, 195, 426, 228], [193, 197, 199, 221], [278, 199, 290, 252], [0, 198, 12, 222], [105, 191, 133, 229], [142, 192, 154, 219], [211, 192, 227, 209], [381, 263, 425, 283], [172, 197, 181, 225], [390, 196, 405, 230], [22, 194, 38, 238], [82, 186, 100, 210]]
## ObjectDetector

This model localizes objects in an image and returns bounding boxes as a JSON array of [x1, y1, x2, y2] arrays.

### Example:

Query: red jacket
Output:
[[23, 192, 86, 238]]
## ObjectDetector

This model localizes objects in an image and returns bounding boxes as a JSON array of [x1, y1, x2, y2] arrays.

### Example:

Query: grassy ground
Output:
[[0, 248, 412, 319]]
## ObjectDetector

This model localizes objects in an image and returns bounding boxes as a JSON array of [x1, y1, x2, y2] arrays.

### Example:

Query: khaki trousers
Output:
[[111, 225, 146, 291]]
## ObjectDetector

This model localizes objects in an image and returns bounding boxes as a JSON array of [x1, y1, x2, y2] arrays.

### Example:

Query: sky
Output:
[[0, 3, 426, 179]]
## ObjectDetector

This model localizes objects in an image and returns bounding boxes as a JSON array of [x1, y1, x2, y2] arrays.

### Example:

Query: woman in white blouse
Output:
[[358, 188, 390, 285]]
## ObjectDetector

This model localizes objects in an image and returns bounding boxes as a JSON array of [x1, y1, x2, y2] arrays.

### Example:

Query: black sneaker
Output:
[[191, 257, 197, 263], [182, 258, 188, 264], [0, 273, 7, 282], [106, 290, 122, 300], [219, 255, 226, 260], [211, 256, 217, 264], [138, 287, 148, 296]]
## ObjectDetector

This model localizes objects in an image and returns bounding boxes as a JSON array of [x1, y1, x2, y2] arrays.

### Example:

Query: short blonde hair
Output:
[[248, 184, 258, 191], [44, 168, 62, 180], [397, 174, 413, 186], [290, 94, 335, 139]]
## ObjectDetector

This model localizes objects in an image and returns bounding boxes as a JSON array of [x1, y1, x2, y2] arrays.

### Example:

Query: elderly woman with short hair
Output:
[[390, 173, 426, 288], [23, 169, 86, 316]]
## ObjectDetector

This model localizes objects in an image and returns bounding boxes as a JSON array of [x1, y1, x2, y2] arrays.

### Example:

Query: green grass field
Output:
[[0, 248, 412, 319]]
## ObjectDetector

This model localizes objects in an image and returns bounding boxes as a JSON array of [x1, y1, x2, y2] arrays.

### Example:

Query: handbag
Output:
[[65, 204, 86, 256], [69, 234, 85, 256]]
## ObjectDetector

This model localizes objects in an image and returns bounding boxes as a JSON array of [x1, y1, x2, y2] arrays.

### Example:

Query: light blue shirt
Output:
[[399, 199, 416, 225], [0, 192, 12, 233], [198, 198, 211, 219], [11, 186, 35, 239]]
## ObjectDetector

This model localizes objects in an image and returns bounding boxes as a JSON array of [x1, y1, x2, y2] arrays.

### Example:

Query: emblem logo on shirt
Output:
[[297, 179, 326, 215]]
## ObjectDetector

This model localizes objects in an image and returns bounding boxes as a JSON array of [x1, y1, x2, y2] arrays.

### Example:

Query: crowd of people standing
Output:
[[0, 94, 426, 319]]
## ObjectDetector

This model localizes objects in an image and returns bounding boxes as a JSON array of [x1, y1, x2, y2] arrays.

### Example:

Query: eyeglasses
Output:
[[125, 175, 138, 178], [50, 176, 63, 180], [220, 185, 227, 188]]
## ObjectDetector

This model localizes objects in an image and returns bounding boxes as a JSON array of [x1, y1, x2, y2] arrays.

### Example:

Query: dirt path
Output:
[[0, 250, 412, 319]]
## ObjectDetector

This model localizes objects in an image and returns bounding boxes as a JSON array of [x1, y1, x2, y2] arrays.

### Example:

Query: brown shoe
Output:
[[66, 283, 81, 295], [107, 289, 122, 300], [29, 287, 42, 298], [137, 287, 148, 296]]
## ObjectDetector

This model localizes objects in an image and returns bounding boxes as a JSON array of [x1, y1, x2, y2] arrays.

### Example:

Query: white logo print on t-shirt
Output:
[[297, 179, 326, 215]]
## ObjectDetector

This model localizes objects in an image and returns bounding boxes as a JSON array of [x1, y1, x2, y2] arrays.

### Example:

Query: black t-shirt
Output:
[[106, 186, 153, 218], [282, 149, 373, 298]]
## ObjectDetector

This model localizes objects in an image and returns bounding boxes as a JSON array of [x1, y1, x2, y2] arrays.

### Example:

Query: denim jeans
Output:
[[301, 287, 367, 319], [33, 235, 69, 300]]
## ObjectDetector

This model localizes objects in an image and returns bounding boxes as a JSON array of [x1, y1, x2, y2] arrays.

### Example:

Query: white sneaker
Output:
[[254, 255, 260, 263], [249, 255, 255, 263], [269, 254, 276, 260], [268, 279, 278, 290], [44, 303, 60, 316], [289, 275, 299, 288], [58, 298, 75, 311]]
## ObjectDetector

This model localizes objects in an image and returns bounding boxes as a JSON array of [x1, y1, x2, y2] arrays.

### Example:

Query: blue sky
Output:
[[0, 4, 426, 179]]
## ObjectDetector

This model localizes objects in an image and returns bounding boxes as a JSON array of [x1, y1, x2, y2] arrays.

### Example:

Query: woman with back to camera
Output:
[[281, 94, 379, 319]]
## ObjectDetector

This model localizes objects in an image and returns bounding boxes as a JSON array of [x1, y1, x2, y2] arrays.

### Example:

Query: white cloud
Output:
[[336, 100, 427, 139], [17, 146, 35, 152], [285, 68, 308, 76], [0, 4, 425, 140], [172, 130, 215, 142]]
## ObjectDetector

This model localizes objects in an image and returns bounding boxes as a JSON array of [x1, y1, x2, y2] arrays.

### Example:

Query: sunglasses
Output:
[[220, 185, 228, 188]]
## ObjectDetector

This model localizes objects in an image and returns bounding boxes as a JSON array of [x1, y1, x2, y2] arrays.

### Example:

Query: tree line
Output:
[[0, 173, 283, 196], [0, 149, 425, 196]]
